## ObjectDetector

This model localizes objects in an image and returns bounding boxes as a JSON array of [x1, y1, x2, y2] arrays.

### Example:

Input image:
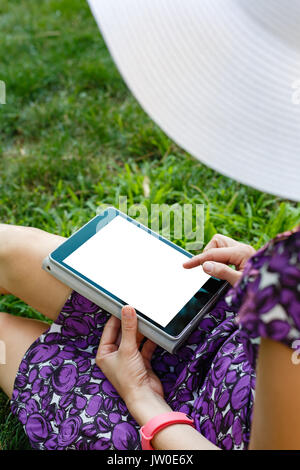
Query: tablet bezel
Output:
[[50, 207, 227, 338]]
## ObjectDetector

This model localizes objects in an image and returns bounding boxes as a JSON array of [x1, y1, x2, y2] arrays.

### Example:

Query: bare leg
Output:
[[0, 224, 72, 320], [0, 224, 73, 397], [0, 313, 49, 397]]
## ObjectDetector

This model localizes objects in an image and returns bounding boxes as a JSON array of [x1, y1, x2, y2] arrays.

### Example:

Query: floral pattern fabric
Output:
[[10, 228, 300, 450]]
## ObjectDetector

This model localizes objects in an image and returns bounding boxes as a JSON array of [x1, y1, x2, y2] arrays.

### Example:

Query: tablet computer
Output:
[[43, 207, 228, 353]]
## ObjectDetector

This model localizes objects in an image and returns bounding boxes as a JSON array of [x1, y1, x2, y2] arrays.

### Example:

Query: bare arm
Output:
[[97, 306, 300, 450], [126, 390, 219, 450], [129, 337, 300, 450], [249, 337, 300, 450], [96, 234, 300, 450], [96, 308, 219, 450]]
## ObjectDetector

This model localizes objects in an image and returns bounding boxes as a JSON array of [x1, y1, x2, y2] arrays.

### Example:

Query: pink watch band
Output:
[[140, 412, 195, 450]]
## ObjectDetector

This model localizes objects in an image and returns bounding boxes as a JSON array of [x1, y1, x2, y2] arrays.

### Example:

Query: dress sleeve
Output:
[[237, 229, 300, 369]]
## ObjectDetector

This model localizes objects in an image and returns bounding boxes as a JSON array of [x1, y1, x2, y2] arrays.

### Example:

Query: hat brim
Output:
[[88, 0, 300, 201]]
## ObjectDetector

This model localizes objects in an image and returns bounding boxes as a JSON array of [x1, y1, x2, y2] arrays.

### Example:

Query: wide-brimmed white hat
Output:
[[88, 0, 300, 201]]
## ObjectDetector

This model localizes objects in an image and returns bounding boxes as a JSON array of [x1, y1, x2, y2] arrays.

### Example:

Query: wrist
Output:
[[126, 389, 171, 426]]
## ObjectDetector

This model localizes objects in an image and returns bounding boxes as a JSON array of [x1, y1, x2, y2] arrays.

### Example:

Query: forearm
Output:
[[126, 391, 219, 450]]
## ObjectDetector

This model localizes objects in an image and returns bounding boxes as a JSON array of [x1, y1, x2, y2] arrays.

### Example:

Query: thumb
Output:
[[203, 261, 241, 286], [120, 305, 138, 353]]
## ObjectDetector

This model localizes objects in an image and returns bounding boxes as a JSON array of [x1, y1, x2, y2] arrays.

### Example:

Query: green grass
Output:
[[0, 0, 299, 450]]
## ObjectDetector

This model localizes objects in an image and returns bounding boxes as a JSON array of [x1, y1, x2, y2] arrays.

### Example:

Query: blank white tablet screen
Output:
[[64, 215, 210, 327]]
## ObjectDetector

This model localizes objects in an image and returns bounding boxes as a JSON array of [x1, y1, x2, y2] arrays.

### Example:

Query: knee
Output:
[[0, 225, 65, 289], [0, 225, 32, 281], [0, 312, 10, 333], [0, 311, 10, 323], [0, 225, 18, 262], [0, 313, 10, 365], [0, 225, 38, 264]]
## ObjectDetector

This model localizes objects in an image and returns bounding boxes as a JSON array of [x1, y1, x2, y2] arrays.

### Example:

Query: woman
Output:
[[2, 0, 300, 451], [0, 224, 299, 449]]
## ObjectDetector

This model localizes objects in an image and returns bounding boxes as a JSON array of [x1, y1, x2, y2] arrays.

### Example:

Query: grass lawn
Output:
[[0, 0, 299, 450]]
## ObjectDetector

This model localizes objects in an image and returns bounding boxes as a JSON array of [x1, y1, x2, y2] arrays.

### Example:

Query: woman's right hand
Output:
[[183, 234, 256, 286]]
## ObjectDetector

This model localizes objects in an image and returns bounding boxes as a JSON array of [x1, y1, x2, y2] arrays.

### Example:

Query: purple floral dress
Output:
[[10, 228, 300, 450]]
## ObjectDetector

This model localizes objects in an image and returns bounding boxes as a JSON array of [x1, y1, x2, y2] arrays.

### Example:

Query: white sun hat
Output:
[[87, 0, 300, 201]]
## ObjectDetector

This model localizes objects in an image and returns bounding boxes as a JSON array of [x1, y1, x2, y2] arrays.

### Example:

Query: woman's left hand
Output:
[[96, 306, 165, 415], [96, 307, 218, 450]]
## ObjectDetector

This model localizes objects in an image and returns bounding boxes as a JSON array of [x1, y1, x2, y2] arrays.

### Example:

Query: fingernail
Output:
[[122, 306, 134, 319], [203, 262, 214, 273]]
